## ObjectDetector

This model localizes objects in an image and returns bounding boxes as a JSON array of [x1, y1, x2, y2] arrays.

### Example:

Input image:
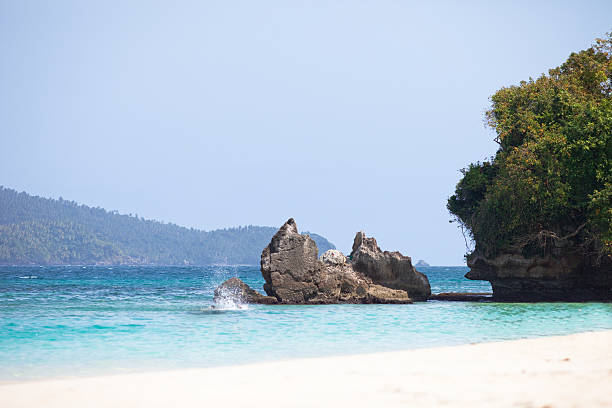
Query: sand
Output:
[[1, 330, 611, 408]]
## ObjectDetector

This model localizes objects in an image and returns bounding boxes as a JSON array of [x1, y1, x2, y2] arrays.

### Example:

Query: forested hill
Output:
[[0, 187, 335, 265]]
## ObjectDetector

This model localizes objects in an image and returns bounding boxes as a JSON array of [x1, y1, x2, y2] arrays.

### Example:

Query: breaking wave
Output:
[[210, 287, 249, 311]]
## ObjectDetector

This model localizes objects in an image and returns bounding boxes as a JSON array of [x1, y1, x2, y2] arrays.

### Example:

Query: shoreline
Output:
[[1, 326, 605, 384], [1, 330, 611, 407]]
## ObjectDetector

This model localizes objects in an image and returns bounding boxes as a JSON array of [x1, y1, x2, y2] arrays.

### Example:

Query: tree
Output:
[[448, 33, 612, 262]]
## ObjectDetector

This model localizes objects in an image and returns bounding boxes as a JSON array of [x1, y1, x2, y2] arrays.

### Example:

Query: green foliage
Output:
[[0, 220, 127, 265], [0, 187, 335, 265], [448, 33, 612, 258], [447, 161, 497, 227]]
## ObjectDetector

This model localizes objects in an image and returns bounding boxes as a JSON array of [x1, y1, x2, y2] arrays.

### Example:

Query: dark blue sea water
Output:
[[1, 265, 611, 381]]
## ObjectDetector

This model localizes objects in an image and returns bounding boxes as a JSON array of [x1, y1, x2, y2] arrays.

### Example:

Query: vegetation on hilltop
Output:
[[0, 187, 334, 265], [448, 33, 611, 262]]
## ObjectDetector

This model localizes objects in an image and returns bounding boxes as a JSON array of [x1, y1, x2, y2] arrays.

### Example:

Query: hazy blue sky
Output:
[[1, 1, 610, 264]]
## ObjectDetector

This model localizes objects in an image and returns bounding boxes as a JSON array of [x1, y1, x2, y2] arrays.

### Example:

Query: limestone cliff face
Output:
[[466, 251, 612, 301]]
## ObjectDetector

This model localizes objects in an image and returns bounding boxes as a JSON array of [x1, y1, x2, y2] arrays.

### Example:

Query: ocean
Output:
[[1, 265, 611, 381]]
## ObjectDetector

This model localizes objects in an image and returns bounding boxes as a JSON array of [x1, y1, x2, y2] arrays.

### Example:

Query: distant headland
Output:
[[0, 187, 334, 266]]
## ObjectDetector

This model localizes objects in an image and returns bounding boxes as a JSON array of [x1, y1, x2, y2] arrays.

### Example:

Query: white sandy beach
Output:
[[2, 330, 611, 408]]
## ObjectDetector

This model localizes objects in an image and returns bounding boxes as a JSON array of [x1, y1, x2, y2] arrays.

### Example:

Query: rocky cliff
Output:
[[466, 250, 612, 301]]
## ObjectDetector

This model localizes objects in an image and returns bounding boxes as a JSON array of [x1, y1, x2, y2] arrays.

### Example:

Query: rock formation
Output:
[[350, 232, 431, 301], [320, 249, 346, 265], [466, 251, 612, 301], [213, 218, 431, 305], [214, 277, 278, 305], [254, 218, 430, 304]]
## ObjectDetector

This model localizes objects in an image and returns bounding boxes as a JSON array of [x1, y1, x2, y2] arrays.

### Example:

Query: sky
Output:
[[1, 1, 610, 265]]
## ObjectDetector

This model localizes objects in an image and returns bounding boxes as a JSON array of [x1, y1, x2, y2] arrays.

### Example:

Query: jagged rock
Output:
[[320, 249, 347, 265], [214, 277, 278, 304], [257, 218, 430, 304], [260, 219, 329, 303], [466, 251, 612, 301], [213, 218, 432, 304], [350, 231, 431, 301]]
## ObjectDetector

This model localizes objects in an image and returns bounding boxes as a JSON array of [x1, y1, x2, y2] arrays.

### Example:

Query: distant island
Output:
[[0, 187, 334, 265], [414, 260, 430, 267]]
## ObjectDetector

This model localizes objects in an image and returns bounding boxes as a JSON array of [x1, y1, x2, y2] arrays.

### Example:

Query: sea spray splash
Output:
[[211, 287, 249, 310]]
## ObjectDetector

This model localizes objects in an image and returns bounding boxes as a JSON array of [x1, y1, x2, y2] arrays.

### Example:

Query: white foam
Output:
[[211, 288, 249, 310]]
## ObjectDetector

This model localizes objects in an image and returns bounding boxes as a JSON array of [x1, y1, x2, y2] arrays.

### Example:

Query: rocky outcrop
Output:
[[466, 251, 612, 301], [257, 218, 431, 304], [320, 249, 346, 265], [214, 277, 278, 305], [260, 219, 330, 303], [350, 232, 431, 301]]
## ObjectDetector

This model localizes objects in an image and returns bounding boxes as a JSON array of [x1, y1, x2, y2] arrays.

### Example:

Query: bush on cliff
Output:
[[448, 33, 611, 262]]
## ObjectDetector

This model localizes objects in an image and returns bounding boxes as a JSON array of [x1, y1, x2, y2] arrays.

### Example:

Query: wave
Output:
[[210, 300, 249, 311], [210, 289, 249, 311]]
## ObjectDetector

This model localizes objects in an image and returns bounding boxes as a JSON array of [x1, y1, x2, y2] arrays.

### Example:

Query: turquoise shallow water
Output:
[[1, 265, 611, 380]]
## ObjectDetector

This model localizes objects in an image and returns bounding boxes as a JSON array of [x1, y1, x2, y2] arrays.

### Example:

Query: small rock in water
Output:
[[214, 277, 278, 305]]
